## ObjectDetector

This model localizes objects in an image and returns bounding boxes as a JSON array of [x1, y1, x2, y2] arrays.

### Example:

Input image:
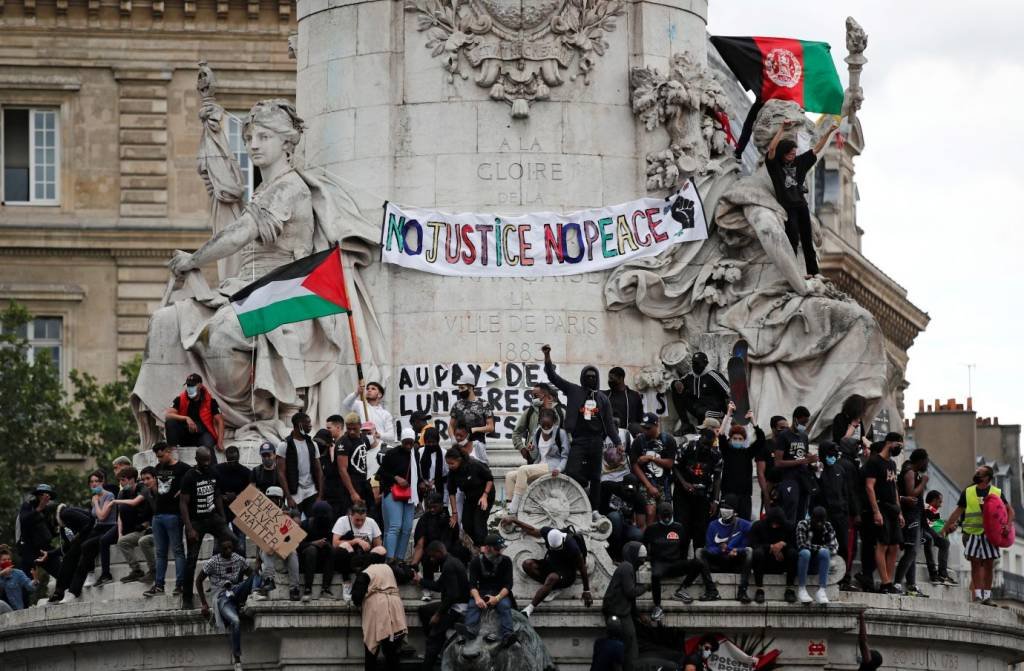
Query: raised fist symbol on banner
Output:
[[670, 195, 696, 230]]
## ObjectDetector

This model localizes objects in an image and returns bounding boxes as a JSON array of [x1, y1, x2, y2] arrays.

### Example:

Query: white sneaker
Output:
[[83, 573, 96, 588], [342, 583, 352, 602], [60, 592, 78, 604], [815, 589, 830, 605], [543, 589, 559, 603], [421, 589, 433, 602], [591, 511, 600, 523], [797, 587, 813, 604]]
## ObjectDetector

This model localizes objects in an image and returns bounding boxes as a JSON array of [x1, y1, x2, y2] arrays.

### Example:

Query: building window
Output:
[[2, 107, 59, 204], [226, 113, 261, 203], [0, 316, 63, 374]]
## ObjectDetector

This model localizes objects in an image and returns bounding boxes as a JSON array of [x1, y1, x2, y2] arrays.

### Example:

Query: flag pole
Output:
[[337, 244, 371, 420]]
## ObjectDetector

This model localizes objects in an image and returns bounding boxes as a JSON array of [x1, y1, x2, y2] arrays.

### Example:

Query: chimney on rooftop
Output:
[[919, 399, 925, 413], [967, 397, 974, 411]]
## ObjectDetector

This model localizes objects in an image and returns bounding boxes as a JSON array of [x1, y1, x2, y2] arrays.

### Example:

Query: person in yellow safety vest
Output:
[[940, 465, 1014, 605]]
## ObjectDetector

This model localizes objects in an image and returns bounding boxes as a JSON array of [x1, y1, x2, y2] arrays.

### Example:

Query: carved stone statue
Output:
[[131, 98, 382, 449], [443, 609, 555, 671], [606, 98, 887, 439], [499, 475, 614, 599]]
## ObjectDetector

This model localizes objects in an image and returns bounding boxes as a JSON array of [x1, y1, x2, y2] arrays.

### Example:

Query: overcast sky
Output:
[[709, 1, 1024, 427]]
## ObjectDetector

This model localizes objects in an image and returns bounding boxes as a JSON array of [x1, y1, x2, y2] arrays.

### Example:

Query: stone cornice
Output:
[[0, 226, 209, 256]]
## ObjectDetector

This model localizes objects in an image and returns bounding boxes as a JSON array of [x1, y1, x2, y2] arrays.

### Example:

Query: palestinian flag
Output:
[[711, 36, 844, 115], [230, 247, 350, 337]]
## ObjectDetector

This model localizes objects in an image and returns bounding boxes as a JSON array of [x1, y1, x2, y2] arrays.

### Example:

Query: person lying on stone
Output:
[[501, 518, 592, 616]]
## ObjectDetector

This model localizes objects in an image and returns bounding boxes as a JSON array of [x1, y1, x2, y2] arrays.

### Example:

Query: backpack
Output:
[[565, 525, 588, 561], [533, 426, 566, 459]]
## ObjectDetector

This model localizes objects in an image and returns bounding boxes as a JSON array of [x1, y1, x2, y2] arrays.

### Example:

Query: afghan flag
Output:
[[230, 246, 350, 337], [711, 36, 844, 115]]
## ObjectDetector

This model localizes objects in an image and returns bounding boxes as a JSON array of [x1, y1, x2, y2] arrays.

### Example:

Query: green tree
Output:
[[0, 302, 142, 546]]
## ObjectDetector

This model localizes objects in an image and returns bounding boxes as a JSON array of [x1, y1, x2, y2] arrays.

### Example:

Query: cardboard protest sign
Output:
[[229, 485, 306, 559]]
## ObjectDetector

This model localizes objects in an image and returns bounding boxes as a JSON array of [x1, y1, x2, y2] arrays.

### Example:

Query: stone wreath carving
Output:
[[630, 51, 732, 191], [404, 0, 625, 117]]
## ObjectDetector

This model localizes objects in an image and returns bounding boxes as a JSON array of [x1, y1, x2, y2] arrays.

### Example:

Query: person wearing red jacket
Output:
[[165, 373, 225, 457]]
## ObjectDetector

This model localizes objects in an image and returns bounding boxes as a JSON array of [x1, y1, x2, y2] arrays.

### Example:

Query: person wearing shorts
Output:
[[863, 434, 904, 594], [502, 519, 592, 616]]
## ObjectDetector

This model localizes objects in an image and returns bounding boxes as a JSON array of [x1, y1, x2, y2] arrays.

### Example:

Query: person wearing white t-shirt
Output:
[[275, 412, 324, 518], [332, 502, 386, 601], [341, 381, 396, 448]]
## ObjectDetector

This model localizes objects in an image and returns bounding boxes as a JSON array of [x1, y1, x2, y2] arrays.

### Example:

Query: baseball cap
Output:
[[360, 422, 375, 433], [641, 412, 659, 428], [266, 486, 284, 499], [33, 483, 56, 497], [410, 410, 432, 423], [259, 441, 276, 454], [185, 373, 202, 386], [546, 528, 566, 549], [482, 533, 506, 550], [698, 417, 721, 430]]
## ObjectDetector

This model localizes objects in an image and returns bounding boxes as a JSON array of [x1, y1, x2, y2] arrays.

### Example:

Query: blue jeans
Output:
[[798, 547, 831, 589], [217, 574, 254, 659], [464, 595, 513, 638], [381, 494, 414, 560], [151, 514, 186, 588]]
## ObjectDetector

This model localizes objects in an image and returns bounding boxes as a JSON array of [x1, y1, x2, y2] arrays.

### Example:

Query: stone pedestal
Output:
[[294, 0, 710, 434]]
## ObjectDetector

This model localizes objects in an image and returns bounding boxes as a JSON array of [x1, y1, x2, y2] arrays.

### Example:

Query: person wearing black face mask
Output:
[[673, 423, 723, 556], [863, 434, 903, 594], [670, 352, 730, 433], [602, 542, 643, 668], [642, 501, 704, 619], [450, 371, 496, 445], [543, 345, 622, 517], [894, 448, 930, 597], [299, 501, 338, 600], [179, 446, 234, 610], [773, 408, 817, 526]]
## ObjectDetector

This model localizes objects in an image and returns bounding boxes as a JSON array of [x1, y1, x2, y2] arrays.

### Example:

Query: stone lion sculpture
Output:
[[442, 609, 555, 671], [606, 98, 887, 439]]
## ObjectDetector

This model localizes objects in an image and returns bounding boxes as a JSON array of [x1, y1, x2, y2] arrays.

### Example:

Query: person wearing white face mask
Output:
[[813, 441, 858, 592], [719, 402, 765, 521], [164, 373, 224, 458]]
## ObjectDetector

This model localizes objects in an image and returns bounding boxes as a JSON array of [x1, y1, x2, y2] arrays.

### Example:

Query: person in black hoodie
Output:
[[603, 367, 644, 428], [542, 344, 622, 516], [215, 445, 252, 556], [415, 541, 470, 671], [814, 441, 858, 591], [602, 540, 644, 669], [48, 504, 95, 604], [418, 427, 446, 499], [16, 484, 61, 579], [748, 506, 797, 604], [299, 501, 338, 601]]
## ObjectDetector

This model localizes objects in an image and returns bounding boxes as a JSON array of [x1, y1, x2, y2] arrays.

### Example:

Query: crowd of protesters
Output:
[[3, 356, 1008, 671]]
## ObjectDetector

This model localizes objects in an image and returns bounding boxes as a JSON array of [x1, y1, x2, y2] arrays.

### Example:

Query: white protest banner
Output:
[[380, 181, 707, 277], [229, 485, 307, 559]]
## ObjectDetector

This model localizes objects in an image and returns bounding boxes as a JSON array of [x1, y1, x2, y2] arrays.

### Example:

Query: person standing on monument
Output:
[[335, 412, 375, 516], [342, 381, 396, 448], [450, 372, 496, 445], [602, 541, 643, 669], [215, 445, 252, 555], [923, 490, 954, 585], [603, 367, 645, 428], [415, 541, 470, 671], [276, 412, 324, 518], [673, 422, 723, 556], [377, 427, 420, 559], [445, 447, 495, 547], [179, 446, 235, 610], [894, 448, 929, 597], [164, 373, 225, 457], [542, 344, 622, 517], [143, 442, 190, 599], [773, 408, 817, 525], [765, 119, 838, 278], [814, 441, 857, 592], [512, 382, 565, 465], [719, 402, 762, 521], [630, 413, 677, 525], [941, 464, 1013, 605], [863, 434, 904, 595], [670, 352, 730, 433]]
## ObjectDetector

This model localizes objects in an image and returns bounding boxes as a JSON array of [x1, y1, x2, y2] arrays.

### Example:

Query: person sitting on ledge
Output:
[[457, 533, 517, 648], [164, 372, 224, 456], [748, 506, 797, 604], [697, 494, 753, 604], [643, 501, 704, 619], [332, 501, 387, 603], [795, 506, 838, 605], [502, 518, 593, 617]]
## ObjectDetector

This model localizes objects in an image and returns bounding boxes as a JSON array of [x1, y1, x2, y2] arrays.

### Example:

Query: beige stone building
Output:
[[0, 0, 296, 388]]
